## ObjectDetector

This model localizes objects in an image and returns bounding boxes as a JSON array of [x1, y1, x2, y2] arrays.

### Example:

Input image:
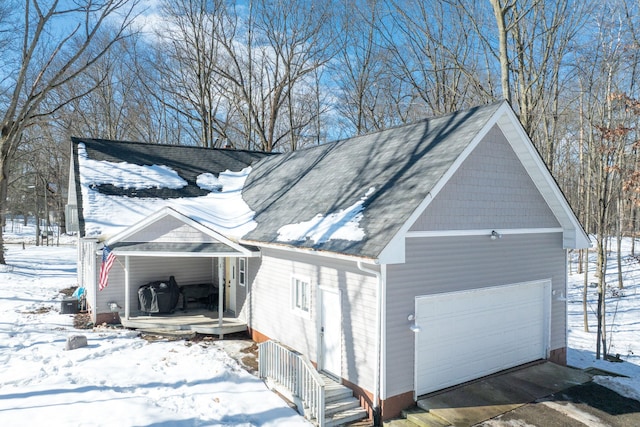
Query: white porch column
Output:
[[124, 256, 130, 320], [218, 257, 225, 338]]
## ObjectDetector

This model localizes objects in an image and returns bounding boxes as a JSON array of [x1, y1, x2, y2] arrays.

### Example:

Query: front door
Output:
[[225, 258, 236, 314], [320, 287, 341, 378]]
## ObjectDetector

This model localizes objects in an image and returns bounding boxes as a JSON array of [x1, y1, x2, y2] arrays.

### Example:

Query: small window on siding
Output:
[[239, 258, 246, 287], [291, 277, 310, 317]]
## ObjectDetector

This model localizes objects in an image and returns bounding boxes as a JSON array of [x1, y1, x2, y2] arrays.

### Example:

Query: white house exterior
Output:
[[67, 101, 589, 421]]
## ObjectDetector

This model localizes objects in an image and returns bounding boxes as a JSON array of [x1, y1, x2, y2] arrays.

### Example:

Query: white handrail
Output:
[[259, 340, 325, 425]]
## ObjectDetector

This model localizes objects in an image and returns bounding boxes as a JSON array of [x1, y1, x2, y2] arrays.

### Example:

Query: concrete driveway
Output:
[[386, 361, 640, 427], [475, 380, 640, 427]]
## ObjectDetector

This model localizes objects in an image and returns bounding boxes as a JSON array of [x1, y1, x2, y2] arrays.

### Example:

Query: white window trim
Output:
[[239, 258, 246, 287], [291, 276, 311, 318]]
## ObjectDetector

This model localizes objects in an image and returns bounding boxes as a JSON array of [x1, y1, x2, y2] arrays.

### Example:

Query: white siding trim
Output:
[[380, 264, 388, 401], [406, 228, 563, 238]]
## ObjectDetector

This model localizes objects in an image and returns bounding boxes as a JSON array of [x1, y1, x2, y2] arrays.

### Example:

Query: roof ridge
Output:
[[70, 136, 276, 156], [277, 100, 506, 156]]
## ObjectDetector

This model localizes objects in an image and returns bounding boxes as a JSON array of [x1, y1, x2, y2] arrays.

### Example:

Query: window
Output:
[[239, 258, 246, 287], [291, 277, 310, 316]]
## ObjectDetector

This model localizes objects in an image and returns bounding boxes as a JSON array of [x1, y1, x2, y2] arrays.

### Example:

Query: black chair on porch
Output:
[[179, 281, 219, 312]]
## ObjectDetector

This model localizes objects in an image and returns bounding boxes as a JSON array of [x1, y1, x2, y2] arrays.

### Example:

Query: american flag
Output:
[[98, 245, 116, 291]]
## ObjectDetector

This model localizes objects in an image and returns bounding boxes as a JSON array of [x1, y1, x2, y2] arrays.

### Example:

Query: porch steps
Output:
[[319, 375, 368, 426]]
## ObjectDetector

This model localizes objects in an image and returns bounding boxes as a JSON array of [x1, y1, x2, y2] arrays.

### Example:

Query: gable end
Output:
[[409, 124, 560, 232]]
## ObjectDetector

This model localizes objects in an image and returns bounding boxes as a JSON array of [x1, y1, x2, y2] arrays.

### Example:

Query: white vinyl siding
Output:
[[123, 215, 220, 243], [248, 248, 378, 392], [384, 232, 566, 399], [409, 125, 560, 232], [94, 256, 215, 316]]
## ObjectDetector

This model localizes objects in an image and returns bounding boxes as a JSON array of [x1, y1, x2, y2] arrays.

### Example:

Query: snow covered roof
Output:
[[70, 101, 589, 261], [70, 138, 274, 240]]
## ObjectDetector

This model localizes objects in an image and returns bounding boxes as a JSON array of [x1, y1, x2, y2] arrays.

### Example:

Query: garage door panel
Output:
[[415, 280, 550, 396]]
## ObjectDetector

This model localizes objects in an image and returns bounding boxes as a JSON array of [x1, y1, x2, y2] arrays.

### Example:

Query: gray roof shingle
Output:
[[72, 102, 509, 257], [242, 101, 505, 259]]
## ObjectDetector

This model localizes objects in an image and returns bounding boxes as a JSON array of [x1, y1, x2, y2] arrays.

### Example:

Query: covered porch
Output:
[[121, 308, 247, 335], [96, 207, 260, 338]]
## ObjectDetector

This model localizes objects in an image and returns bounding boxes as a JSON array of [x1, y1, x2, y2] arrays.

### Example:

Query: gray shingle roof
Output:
[[242, 101, 505, 259], [71, 102, 510, 257]]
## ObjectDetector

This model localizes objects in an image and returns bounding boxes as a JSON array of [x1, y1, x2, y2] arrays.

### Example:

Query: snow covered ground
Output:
[[1, 220, 640, 426], [567, 237, 640, 402], [0, 222, 309, 426]]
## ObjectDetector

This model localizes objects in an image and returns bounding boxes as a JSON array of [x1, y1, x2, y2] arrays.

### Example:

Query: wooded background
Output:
[[1, 1, 638, 347]]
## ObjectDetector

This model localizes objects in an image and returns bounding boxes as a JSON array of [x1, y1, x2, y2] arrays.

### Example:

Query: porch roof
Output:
[[109, 241, 260, 257]]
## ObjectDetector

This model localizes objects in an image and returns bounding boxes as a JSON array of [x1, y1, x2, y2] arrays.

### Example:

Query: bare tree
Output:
[[332, 0, 391, 134], [236, 0, 337, 151], [0, 0, 139, 263], [148, 0, 233, 148], [484, 0, 590, 171], [385, 0, 492, 115], [570, 0, 640, 356], [52, 33, 155, 142]]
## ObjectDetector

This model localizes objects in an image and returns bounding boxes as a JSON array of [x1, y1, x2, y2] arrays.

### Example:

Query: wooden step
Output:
[[318, 374, 368, 426], [325, 385, 355, 403], [325, 396, 361, 417], [324, 405, 369, 427]]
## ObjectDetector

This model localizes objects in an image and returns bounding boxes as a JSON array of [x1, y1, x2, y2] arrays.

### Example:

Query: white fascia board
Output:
[[240, 239, 378, 265], [495, 108, 590, 249], [105, 206, 254, 255], [109, 250, 260, 258]]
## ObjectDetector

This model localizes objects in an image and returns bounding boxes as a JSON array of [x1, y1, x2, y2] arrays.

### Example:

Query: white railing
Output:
[[258, 340, 325, 425]]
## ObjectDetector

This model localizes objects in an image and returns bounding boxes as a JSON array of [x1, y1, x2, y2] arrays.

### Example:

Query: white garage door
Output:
[[415, 280, 551, 396]]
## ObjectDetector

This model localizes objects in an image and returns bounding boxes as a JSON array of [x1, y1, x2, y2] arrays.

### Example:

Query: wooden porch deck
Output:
[[120, 309, 247, 335]]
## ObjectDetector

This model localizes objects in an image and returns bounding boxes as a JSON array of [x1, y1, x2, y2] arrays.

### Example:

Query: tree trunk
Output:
[[617, 202, 623, 289], [0, 145, 8, 264], [596, 234, 606, 359], [490, 0, 512, 103], [582, 248, 589, 332], [596, 277, 603, 359]]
